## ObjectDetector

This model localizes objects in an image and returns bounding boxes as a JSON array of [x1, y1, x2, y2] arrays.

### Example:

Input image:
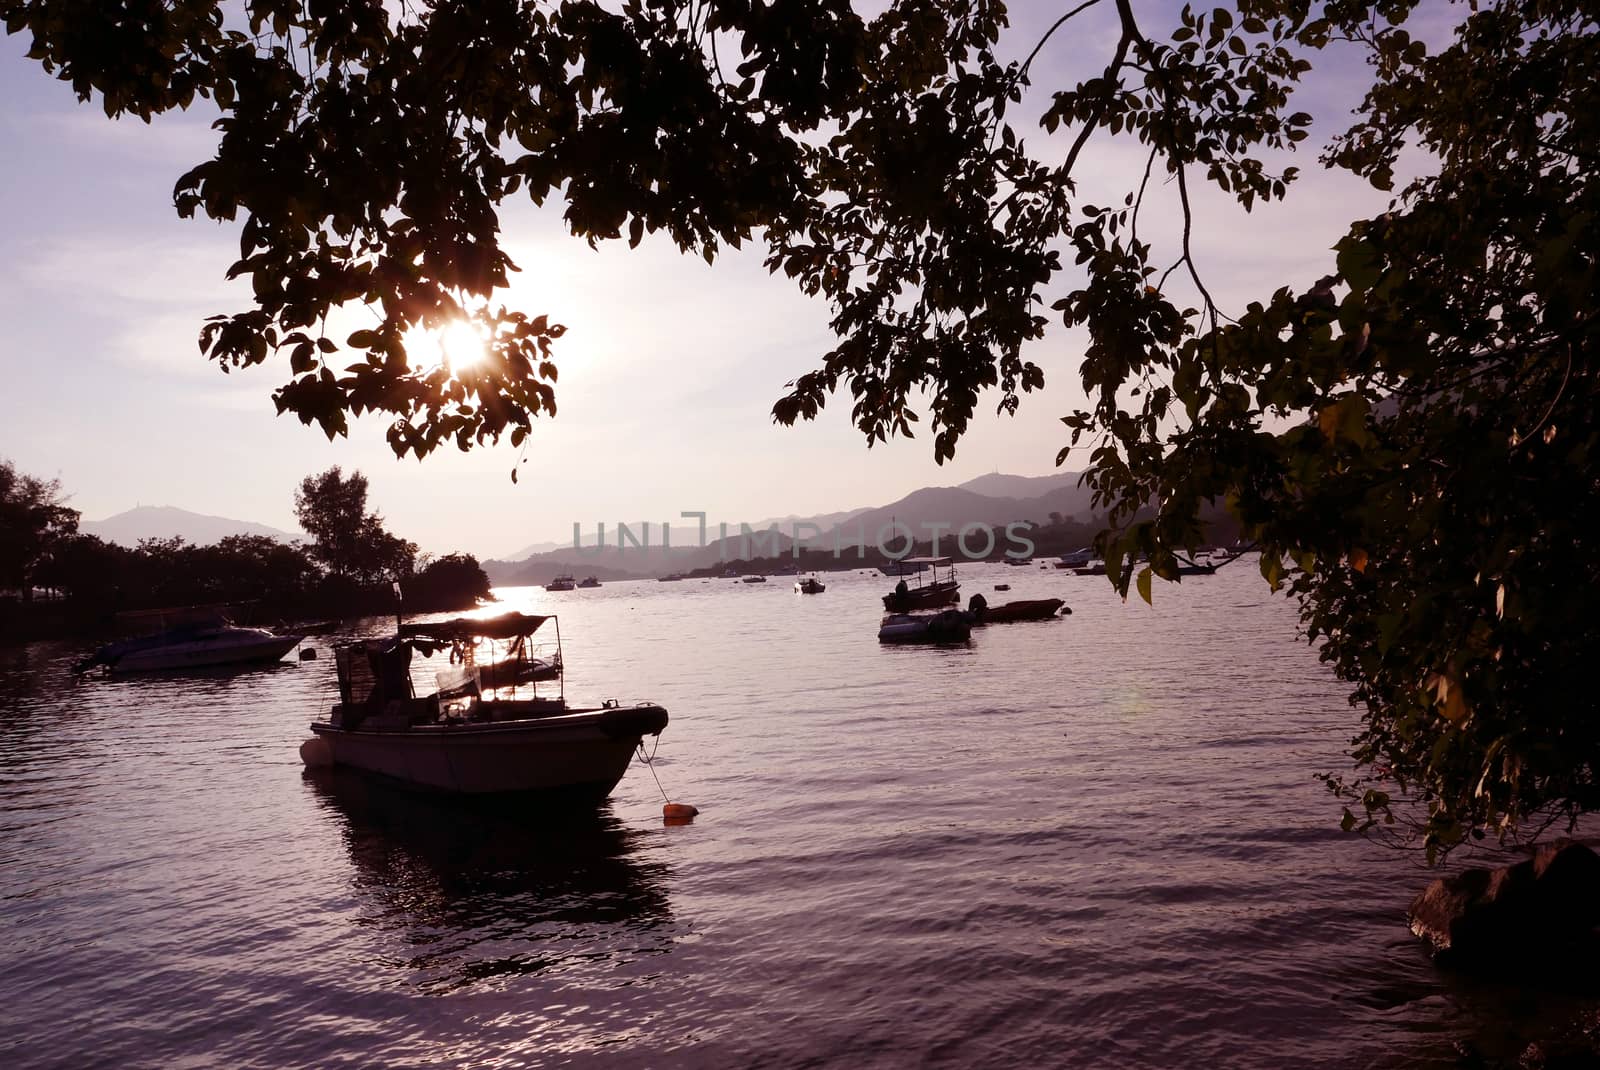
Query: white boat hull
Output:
[[112, 633, 302, 672], [309, 705, 668, 798]]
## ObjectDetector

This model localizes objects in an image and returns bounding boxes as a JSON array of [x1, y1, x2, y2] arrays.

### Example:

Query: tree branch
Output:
[[1020, 0, 1106, 80]]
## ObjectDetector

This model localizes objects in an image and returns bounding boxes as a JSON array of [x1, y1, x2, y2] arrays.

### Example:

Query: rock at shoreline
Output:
[[1517, 1009, 1600, 1069], [1408, 840, 1600, 964]]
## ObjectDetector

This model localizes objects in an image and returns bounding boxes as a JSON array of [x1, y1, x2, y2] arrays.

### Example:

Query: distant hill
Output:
[[82, 506, 298, 547], [481, 473, 1105, 582], [836, 480, 1096, 546], [957, 471, 1082, 499], [499, 538, 567, 560], [497, 506, 869, 562], [483, 529, 800, 586]]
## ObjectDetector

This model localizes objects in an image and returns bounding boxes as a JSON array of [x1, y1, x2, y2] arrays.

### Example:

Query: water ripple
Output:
[[1, 566, 1584, 1067]]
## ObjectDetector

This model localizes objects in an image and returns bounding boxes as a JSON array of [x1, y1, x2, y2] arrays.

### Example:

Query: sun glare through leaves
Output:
[[406, 319, 489, 375]]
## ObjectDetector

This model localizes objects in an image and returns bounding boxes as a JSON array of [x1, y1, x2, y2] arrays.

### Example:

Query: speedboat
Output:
[[882, 556, 960, 611], [1057, 548, 1094, 569], [795, 575, 825, 594], [304, 612, 667, 800], [75, 618, 303, 673], [657, 573, 688, 582], [877, 609, 971, 644], [577, 576, 602, 588], [968, 595, 1066, 624], [545, 574, 576, 591], [742, 575, 767, 583]]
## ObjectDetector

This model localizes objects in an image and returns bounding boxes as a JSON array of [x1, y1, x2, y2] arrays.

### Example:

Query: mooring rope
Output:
[[636, 738, 670, 804]]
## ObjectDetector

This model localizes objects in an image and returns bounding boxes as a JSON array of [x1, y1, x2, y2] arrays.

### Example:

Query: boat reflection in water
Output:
[[304, 767, 677, 992]]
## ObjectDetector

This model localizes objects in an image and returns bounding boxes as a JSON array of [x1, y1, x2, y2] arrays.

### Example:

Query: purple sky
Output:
[[0, 3, 1438, 557]]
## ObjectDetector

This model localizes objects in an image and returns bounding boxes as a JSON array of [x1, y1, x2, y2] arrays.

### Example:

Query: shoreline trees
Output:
[[2, 464, 489, 637], [0, 458, 79, 603]]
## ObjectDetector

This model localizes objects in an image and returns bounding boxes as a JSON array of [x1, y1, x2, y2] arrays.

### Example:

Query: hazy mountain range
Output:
[[81, 505, 298, 546], [498, 507, 866, 560], [483, 472, 1098, 584], [76, 471, 1098, 582]]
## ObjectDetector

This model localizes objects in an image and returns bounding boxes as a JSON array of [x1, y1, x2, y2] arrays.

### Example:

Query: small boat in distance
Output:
[[877, 609, 971, 644], [877, 560, 928, 576], [1057, 548, 1094, 569], [658, 573, 688, 582], [305, 612, 667, 800], [577, 576, 602, 588], [795, 575, 825, 594], [75, 616, 303, 673], [742, 575, 767, 584], [882, 556, 960, 611], [546, 574, 576, 591], [1005, 556, 1033, 566]]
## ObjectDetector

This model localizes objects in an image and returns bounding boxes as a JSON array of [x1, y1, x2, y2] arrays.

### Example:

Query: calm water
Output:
[[0, 564, 1584, 1067]]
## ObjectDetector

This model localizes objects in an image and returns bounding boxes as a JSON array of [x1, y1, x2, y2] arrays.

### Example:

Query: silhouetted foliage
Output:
[[405, 552, 492, 607], [0, 458, 79, 601], [7, 0, 1597, 855], [25, 474, 487, 625], [294, 466, 416, 583]]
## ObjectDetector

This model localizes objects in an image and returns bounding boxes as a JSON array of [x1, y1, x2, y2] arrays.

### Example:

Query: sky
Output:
[[0, 3, 1444, 559]]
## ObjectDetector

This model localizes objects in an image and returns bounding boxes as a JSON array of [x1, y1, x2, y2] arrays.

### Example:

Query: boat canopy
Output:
[[399, 612, 553, 642], [898, 556, 953, 566]]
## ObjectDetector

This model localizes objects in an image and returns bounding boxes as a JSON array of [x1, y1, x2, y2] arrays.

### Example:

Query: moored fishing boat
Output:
[[304, 612, 667, 800], [882, 556, 960, 611], [545, 574, 576, 591], [795, 575, 825, 594]]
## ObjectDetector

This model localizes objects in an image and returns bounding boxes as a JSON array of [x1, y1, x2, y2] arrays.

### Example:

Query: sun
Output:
[[438, 320, 488, 372]]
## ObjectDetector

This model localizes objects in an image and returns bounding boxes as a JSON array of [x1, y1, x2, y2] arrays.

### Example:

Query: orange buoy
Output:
[[299, 737, 334, 767], [663, 802, 699, 822]]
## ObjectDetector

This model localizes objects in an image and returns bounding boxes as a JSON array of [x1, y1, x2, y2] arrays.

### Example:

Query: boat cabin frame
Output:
[[889, 556, 958, 589], [333, 612, 567, 730]]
